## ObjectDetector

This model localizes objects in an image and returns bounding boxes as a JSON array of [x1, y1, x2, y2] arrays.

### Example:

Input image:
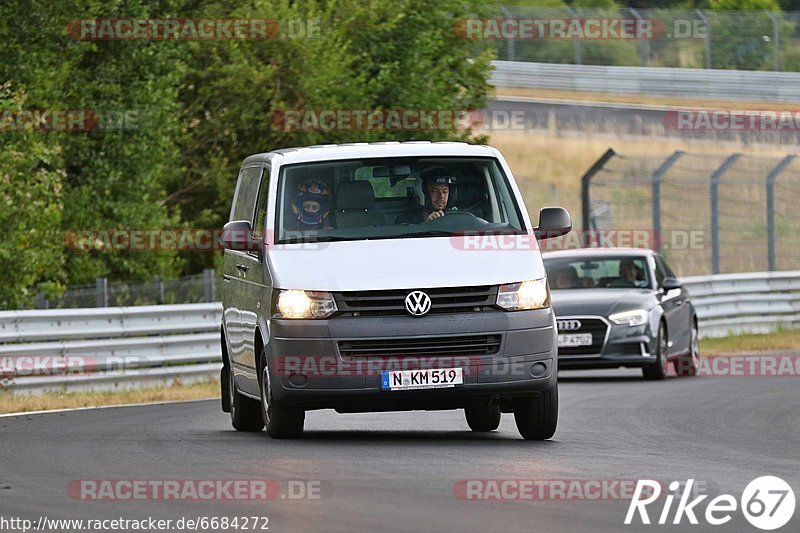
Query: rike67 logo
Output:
[[626, 477, 795, 530]]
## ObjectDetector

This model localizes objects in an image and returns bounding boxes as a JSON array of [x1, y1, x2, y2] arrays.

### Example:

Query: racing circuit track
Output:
[[2, 367, 798, 532]]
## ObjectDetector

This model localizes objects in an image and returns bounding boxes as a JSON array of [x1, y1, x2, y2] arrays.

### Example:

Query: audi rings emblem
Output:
[[557, 319, 582, 331]]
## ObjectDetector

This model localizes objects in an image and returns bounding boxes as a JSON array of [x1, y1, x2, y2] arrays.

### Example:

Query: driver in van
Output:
[[396, 167, 456, 224]]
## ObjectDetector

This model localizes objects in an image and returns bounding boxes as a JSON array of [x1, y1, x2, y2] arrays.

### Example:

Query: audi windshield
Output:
[[275, 157, 526, 243]]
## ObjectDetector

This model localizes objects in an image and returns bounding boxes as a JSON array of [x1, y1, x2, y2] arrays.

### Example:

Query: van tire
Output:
[[465, 405, 501, 432], [260, 350, 305, 439], [513, 386, 558, 440], [228, 364, 264, 432]]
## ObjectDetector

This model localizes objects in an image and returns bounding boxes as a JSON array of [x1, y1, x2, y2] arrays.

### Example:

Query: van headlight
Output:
[[496, 278, 550, 311], [609, 309, 648, 327], [274, 289, 338, 319]]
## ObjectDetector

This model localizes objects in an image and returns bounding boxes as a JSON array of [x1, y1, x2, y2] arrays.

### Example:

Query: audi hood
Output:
[[266, 237, 547, 291], [550, 288, 657, 317]]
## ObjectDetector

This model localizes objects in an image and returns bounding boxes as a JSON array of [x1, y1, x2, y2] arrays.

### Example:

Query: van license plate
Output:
[[381, 368, 463, 391], [558, 333, 593, 347]]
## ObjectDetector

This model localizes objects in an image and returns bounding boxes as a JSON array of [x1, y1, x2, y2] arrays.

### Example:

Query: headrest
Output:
[[336, 181, 376, 211]]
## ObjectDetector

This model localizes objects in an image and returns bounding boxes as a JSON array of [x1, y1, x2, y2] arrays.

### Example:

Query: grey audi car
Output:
[[542, 248, 699, 380]]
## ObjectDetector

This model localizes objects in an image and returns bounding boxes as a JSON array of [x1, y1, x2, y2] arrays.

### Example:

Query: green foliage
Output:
[[0, 84, 65, 308], [0, 0, 495, 307]]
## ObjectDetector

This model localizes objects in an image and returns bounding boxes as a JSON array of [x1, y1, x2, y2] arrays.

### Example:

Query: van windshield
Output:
[[275, 157, 526, 243]]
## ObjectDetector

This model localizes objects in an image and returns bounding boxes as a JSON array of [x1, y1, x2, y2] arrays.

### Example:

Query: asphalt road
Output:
[[1, 368, 798, 533], [486, 97, 800, 144]]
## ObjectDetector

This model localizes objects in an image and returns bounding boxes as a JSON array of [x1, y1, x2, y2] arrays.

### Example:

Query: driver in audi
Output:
[[396, 167, 456, 224]]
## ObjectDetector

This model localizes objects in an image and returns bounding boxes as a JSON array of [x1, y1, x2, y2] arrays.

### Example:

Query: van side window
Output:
[[252, 166, 270, 241], [231, 166, 263, 222]]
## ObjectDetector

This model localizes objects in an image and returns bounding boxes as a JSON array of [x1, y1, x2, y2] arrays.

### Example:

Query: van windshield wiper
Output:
[[278, 235, 363, 244], [394, 230, 459, 238]]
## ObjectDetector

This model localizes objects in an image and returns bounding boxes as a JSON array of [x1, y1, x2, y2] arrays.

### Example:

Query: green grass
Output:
[[0, 379, 218, 415], [700, 328, 800, 356]]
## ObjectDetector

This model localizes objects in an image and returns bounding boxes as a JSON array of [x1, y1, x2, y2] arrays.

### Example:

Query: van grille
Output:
[[338, 334, 502, 358], [333, 286, 497, 317]]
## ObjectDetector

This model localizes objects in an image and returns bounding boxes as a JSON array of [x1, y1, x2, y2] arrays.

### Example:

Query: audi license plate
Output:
[[381, 368, 463, 391], [558, 333, 593, 347]]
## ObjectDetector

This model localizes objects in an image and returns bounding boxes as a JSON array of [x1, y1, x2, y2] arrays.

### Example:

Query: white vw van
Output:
[[219, 141, 571, 439]]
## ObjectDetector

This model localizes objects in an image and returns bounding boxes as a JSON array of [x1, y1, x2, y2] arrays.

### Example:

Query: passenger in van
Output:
[[395, 167, 456, 224], [291, 179, 333, 230]]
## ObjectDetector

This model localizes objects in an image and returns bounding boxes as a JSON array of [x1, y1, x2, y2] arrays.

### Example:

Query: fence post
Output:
[[765, 10, 781, 71], [154, 276, 165, 304], [95, 277, 108, 307], [500, 7, 515, 62], [766, 155, 796, 271], [581, 148, 616, 246], [710, 154, 741, 274], [204, 269, 216, 302], [629, 8, 649, 66], [650, 151, 685, 254], [696, 10, 711, 69], [566, 6, 582, 65]]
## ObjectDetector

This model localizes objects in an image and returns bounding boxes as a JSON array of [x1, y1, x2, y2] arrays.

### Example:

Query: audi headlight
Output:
[[497, 278, 550, 311], [609, 309, 648, 327], [274, 289, 337, 319]]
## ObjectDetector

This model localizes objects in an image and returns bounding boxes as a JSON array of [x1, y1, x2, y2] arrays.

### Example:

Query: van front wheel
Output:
[[260, 350, 305, 439], [513, 386, 558, 440]]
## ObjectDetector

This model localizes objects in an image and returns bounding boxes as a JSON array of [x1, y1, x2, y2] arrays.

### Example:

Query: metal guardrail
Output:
[[490, 60, 800, 102], [1, 272, 797, 393], [682, 271, 800, 339], [0, 303, 222, 394]]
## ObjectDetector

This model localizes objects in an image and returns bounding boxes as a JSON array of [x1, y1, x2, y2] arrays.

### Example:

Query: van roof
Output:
[[242, 141, 501, 166]]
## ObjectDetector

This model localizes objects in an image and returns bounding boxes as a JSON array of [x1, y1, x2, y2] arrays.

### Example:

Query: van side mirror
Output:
[[221, 220, 262, 251], [534, 207, 571, 239], [662, 277, 682, 291]]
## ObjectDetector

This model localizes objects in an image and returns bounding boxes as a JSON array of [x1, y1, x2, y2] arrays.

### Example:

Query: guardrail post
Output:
[[581, 148, 616, 246], [95, 277, 108, 307], [203, 269, 216, 302], [766, 155, 796, 271], [650, 151, 685, 254], [710, 154, 741, 274]]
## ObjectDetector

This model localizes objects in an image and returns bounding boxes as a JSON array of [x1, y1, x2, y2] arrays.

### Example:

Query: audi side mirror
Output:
[[662, 277, 682, 291], [535, 207, 572, 239]]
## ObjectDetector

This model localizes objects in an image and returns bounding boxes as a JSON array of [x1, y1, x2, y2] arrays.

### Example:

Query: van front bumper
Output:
[[265, 309, 557, 411]]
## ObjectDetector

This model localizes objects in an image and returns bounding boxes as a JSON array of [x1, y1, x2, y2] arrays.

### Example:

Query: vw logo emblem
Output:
[[404, 291, 432, 317], [557, 319, 582, 331]]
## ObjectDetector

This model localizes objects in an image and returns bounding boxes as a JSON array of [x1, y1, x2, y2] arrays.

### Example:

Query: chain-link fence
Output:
[[579, 150, 800, 276], [491, 6, 800, 72], [32, 269, 219, 309]]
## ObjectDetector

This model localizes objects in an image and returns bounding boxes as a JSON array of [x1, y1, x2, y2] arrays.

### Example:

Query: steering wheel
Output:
[[443, 210, 477, 218]]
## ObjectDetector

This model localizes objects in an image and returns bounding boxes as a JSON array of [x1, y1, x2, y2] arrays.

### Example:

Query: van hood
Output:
[[266, 237, 546, 291]]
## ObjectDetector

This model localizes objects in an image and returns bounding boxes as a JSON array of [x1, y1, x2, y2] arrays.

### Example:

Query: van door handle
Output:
[[235, 264, 250, 272]]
